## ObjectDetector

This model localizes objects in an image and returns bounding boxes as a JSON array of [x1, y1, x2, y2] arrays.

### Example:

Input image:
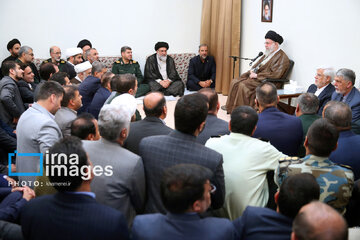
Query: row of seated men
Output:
[[0, 78, 358, 239], [0, 38, 216, 98]]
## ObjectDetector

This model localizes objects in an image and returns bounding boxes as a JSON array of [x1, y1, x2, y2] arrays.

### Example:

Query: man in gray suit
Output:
[[16, 81, 64, 186], [197, 88, 230, 144], [55, 85, 82, 136], [139, 93, 225, 214], [82, 104, 145, 226], [124, 92, 172, 155]]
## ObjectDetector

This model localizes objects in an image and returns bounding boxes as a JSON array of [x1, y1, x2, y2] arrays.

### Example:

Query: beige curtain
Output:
[[200, 0, 241, 95]]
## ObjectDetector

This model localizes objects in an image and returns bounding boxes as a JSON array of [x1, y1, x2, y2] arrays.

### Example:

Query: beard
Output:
[[158, 54, 167, 62], [264, 43, 276, 56]]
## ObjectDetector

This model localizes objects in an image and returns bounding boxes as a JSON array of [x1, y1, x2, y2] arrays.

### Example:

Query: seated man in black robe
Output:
[[144, 42, 184, 96]]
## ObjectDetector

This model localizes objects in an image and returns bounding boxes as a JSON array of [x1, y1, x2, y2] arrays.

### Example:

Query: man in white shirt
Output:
[[206, 105, 286, 220], [307, 67, 335, 115]]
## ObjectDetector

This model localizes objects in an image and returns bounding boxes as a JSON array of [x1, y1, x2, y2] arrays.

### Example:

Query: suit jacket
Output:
[[0, 119, 16, 166], [132, 213, 238, 240], [307, 83, 335, 115], [82, 138, 145, 225], [88, 87, 111, 119], [330, 130, 360, 180], [54, 107, 77, 136], [139, 130, 225, 213], [17, 80, 36, 105], [144, 53, 181, 83], [197, 114, 230, 145], [78, 75, 101, 114], [20, 192, 129, 240], [0, 76, 25, 127], [332, 87, 360, 123], [16, 103, 62, 184], [253, 107, 303, 156], [233, 206, 292, 240], [186, 55, 216, 91], [0, 190, 26, 222], [124, 116, 172, 155]]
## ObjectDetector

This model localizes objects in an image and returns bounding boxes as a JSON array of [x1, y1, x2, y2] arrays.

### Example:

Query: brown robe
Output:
[[225, 49, 290, 113]]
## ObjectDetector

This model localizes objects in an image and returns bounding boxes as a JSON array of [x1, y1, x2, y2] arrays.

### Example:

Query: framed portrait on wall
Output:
[[261, 0, 273, 22]]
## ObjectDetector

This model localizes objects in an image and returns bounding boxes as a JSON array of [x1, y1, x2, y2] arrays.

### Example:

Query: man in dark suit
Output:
[[253, 82, 303, 156], [198, 88, 229, 144], [21, 137, 129, 240], [186, 44, 216, 91], [233, 173, 320, 240], [331, 68, 360, 134], [124, 92, 172, 155], [307, 67, 335, 115], [132, 164, 237, 240], [0, 39, 21, 79], [325, 101, 360, 180], [139, 93, 225, 213], [295, 93, 321, 157]]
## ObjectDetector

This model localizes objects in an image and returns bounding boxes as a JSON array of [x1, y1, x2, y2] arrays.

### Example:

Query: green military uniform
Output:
[[42, 58, 68, 73], [112, 58, 150, 98], [276, 155, 354, 214]]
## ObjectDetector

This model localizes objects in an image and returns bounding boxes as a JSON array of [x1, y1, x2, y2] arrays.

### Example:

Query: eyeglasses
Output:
[[210, 184, 216, 194]]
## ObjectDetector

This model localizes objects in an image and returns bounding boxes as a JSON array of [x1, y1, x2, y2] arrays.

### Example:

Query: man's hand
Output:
[[199, 80, 212, 88], [160, 80, 171, 88], [12, 186, 35, 201], [249, 71, 258, 79], [12, 117, 19, 124]]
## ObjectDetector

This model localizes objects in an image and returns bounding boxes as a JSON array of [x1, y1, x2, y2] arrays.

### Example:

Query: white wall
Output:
[[0, 0, 203, 71], [240, 0, 360, 88]]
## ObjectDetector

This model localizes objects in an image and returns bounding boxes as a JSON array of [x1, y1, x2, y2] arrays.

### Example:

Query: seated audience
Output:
[[307, 67, 335, 115], [0, 61, 25, 128], [55, 85, 82, 136], [331, 68, 360, 134], [16, 46, 40, 83], [291, 201, 348, 240], [253, 82, 303, 156], [78, 61, 107, 114], [144, 41, 184, 96], [277, 118, 354, 214], [21, 137, 129, 240], [18, 63, 36, 106], [112, 46, 150, 97], [139, 93, 225, 213], [124, 92, 172, 155], [64, 47, 83, 79], [42, 46, 72, 77], [233, 173, 320, 240], [71, 61, 92, 85], [324, 101, 360, 180], [225, 30, 290, 112], [206, 106, 285, 219], [197, 88, 229, 144], [16, 81, 64, 185], [88, 72, 113, 119], [295, 93, 320, 157], [71, 113, 100, 140], [132, 164, 238, 240], [187, 44, 216, 91], [82, 104, 145, 226]]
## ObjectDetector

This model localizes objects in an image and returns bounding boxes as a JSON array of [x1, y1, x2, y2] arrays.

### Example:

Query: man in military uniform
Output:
[[112, 46, 150, 98], [276, 118, 354, 214], [42, 46, 71, 77]]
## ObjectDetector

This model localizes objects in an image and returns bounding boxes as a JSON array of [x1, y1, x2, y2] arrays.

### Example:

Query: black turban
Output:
[[77, 39, 92, 49], [155, 42, 169, 51], [265, 31, 283, 45], [7, 39, 21, 50]]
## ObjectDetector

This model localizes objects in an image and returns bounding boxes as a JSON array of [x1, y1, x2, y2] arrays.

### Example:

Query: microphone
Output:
[[249, 52, 263, 66]]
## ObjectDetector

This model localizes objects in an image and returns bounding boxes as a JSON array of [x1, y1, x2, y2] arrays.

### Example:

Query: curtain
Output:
[[200, 0, 241, 95]]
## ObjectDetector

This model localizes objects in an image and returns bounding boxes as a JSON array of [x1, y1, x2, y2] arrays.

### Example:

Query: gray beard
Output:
[[158, 54, 167, 62]]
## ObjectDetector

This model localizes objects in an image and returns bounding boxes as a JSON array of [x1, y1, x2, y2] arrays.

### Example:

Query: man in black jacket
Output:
[[144, 42, 184, 96]]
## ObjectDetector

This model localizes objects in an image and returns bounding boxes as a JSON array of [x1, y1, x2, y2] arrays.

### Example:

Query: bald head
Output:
[[324, 101, 352, 131], [256, 82, 278, 107], [143, 92, 166, 118], [50, 46, 61, 62], [198, 88, 218, 113], [292, 201, 348, 240]]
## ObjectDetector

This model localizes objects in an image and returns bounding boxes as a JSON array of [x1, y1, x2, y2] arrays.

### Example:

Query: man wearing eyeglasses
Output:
[[42, 46, 71, 77], [16, 46, 40, 83], [132, 164, 238, 240]]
